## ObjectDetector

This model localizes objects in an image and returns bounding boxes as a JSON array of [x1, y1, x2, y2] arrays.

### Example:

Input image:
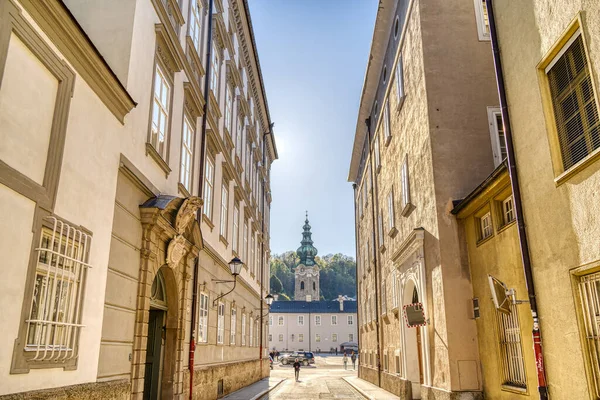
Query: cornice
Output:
[[226, 59, 243, 88], [183, 82, 205, 118], [391, 228, 425, 267], [18, 0, 136, 124]]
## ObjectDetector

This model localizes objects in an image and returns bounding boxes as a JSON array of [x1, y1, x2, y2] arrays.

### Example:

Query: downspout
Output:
[[486, 1, 548, 399], [190, 0, 214, 398], [365, 117, 382, 387], [352, 183, 361, 374]]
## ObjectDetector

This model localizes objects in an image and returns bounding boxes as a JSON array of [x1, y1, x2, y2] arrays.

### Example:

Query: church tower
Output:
[[294, 213, 320, 301]]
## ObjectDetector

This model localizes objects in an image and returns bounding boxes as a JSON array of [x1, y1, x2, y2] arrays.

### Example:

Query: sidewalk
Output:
[[221, 377, 285, 400], [343, 376, 400, 400]]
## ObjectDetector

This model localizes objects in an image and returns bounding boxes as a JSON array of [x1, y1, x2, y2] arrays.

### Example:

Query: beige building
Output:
[[487, 1, 600, 398], [0, 0, 276, 399], [348, 0, 502, 398]]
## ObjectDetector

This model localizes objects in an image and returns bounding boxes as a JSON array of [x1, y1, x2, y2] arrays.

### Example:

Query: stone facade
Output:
[[0, 0, 276, 399], [294, 265, 320, 301], [348, 0, 499, 398]]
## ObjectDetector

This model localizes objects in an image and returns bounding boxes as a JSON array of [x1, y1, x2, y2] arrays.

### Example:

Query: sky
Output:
[[248, 0, 378, 258]]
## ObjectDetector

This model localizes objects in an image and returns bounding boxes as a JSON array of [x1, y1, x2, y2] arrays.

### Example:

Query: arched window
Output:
[[313, 281, 316, 291], [300, 281, 305, 290]]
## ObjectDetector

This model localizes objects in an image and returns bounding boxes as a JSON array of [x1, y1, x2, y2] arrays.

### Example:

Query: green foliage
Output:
[[269, 252, 356, 301]]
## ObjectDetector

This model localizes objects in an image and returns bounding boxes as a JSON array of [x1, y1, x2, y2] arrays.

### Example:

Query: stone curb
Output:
[[342, 377, 372, 400], [247, 378, 286, 400]]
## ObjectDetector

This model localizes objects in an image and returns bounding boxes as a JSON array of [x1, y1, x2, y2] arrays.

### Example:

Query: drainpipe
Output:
[[365, 117, 382, 387], [486, 1, 548, 399], [352, 183, 361, 373], [190, 0, 214, 398]]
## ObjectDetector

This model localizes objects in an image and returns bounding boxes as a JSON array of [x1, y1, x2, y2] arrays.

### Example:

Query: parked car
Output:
[[277, 351, 292, 362], [280, 351, 315, 366]]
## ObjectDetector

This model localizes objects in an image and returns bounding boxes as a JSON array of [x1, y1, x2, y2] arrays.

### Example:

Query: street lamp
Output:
[[212, 257, 244, 306], [256, 293, 274, 318]]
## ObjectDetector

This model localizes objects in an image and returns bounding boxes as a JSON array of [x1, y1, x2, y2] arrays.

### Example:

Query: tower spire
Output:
[[296, 212, 318, 266]]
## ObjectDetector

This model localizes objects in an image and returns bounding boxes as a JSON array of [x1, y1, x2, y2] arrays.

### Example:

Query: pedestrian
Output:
[[293, 358, 301, 382], [335, 347, 338, 356], [343, 353, 348, 370], [351, 351, 357, 370]]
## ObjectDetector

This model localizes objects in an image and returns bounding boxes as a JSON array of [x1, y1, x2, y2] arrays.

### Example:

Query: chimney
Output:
[[338, 295, 344, 311], [273, 294, 278, 302], [306, 295, 312, 302]]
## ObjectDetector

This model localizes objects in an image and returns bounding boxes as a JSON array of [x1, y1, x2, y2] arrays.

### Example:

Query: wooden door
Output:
[[144, 309, 164, 400]]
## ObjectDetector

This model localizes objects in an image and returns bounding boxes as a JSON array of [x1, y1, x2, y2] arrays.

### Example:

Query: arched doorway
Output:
[[144, 268, 178, 400], [403, 279, 423, 400]]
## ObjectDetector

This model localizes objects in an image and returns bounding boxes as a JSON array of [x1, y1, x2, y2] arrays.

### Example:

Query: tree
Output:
[[270, 274, 283, 293]]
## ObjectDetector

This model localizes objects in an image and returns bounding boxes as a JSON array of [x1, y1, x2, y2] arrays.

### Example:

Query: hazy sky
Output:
[[249, 0, 377, 258]]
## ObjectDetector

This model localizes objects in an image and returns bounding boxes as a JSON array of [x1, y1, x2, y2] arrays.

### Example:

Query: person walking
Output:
[[343, 353, 348, 370], [293, 358, 301, 382], [351, 351, 357, 370]]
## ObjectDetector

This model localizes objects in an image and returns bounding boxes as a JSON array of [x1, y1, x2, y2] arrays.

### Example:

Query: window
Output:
[[269, 316, 273, 326], [546, 32, 600, 171], [249, 233, 255, 274], [189, 1, 202, 51], [394, 16, 400, 39], [396, 55, 404, 106], [236, 117, 244, 159], [391, 270, 398, 309], [387, 190, 396, 232], [315, 334, 321, 343], [24, 218, 91, 360], [401, 157, 411, 214], [300, 281, 305, 290], [349, 334, 354, 342], [487, 107, 507, 167], [332, 334, 338, 342], [243, 221, 248, 262], [224, 85, 234, 133], [269, 334, 272, 342], [383, 65, 387, 84], [502, 196, 515, 226], [381, 280, 387, 313], [217, 302, 225, 344], [278, 334, 283, 342], [298, 315, 304, 326], [348, 315, 354, 325], [383, 101, 391, 144], [479, 212, 493, 241], [180, 116, 194, 192], [313, 281, 316, 291], [198, 293, 209, 343], [578, 272, 600, 398], [473, 0, 490, 41], [315, 315, 321, 326], [299, 333, 304, 342], [230, 307, 236, 345], [242, 314, 246, 346], [374, 134, 381, 170], [249, 317, 253, 346], [220, 184, 228, 238], [210, 43, 219, 93], [151, 65, 170, 159], [203, 158, 214, 219], [331, 315, 338, 325], [378, 211, 384, 246], [496, 304, 527, 389], [278, 316, 284, 326], [232, 205, 239, 253]]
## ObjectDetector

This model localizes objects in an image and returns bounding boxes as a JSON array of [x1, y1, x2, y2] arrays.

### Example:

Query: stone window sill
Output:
[[219, 235, 228, 246], [178, 182, 191, 198], [145, 143, 171, 177], [388, 227, 398, 238], [202, 214, 214, 231]]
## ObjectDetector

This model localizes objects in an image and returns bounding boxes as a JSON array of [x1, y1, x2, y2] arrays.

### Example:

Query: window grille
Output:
[[26, 217, 91, 361], [547, 32, 600, 171], [151, 66, 170, 158], [502, 196, 515, 225], [217, 302, 224, 344], [180, 116, 193, 191], [203, 158, 214, 218], [230, 308, 236, 345], [496, 304, 527, 388], [198, 293, 209, 343]]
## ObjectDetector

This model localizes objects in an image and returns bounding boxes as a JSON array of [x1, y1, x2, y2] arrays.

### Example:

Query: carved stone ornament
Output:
[[167, 234, 187, 266], [175, 196, 203, 234]]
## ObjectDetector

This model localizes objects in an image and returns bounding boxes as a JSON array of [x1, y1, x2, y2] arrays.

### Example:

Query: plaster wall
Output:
[[492, 1, 600, 398]]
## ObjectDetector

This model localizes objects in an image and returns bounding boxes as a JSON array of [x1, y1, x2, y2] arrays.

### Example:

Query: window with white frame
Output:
[[502, 196, 515, 226], [387, 190, 396, 231], [217, 302, 225, 344], [236, 117, 243, 159], [249, 316, 253, 346], [383, 101, 391, 144], [232, 205, 239, 253], [374, 135, 381, 170], [473, 0, 490, 41], [24, 218, 91, 359], [349, 334, 354, 342], [220, 184, 228, 238], [278, 316, 284, 326], [180, 116, 194, 192], [230, 307, 236, 345], [243, 221, 248, 262], [348, 315, 354, 325], [203, 158, 214, 219], [278, 334, 283, 342], [298, 315, 304, 326], [479, 212, 493, 241], [198, 293, 209, 343], [315, 334, 321, 343], [151, 65, 170, 159], [378, 211, 384, 248], [225, 86, 233, 133], [210, 43, 219, 93], [331, 315, 338, 325], [546, 31, 600, 171], [315, 315, 321, 326], [381, 279, 387, 313], [250, 233, 255, 275], [391, 270, 398, 309], [269, 316, 273, 326], [299, 333, 304, 342], [488, 107, 507, 167], [496, 304, 527, 388], [332, 333, 338, 342], [189, 1, 202, 52], [396, 54, 404, 104], [401, 156, 411, 213], [269, 334, 272, 342], [242, 314, 246, 345]]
